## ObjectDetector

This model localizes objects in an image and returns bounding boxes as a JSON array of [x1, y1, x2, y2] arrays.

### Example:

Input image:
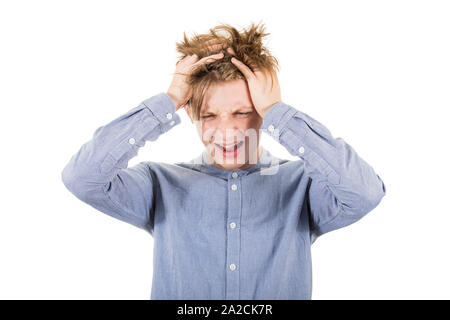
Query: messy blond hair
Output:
[[175, 21, 280, 120]]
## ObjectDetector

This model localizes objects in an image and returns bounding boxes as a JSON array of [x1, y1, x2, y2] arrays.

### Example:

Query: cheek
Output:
[[235, 115, 260, 130], [196, 121, 215, 144], [247, 115, 262, 131]]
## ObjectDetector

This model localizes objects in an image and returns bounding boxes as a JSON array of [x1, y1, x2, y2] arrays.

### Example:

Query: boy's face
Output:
[[186, 79, 263, 171]]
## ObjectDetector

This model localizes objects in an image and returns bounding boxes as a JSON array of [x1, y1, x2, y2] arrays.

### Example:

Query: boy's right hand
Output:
[[166, 40, 229, 111]]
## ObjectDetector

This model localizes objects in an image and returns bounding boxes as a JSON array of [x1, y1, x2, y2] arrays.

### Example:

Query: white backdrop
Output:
[[1, 0, 449, 299]]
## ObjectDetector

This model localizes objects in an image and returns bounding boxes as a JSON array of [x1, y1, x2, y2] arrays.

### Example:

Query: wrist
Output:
[[259, 100, 280, 118], [166, 91, 183, 111]]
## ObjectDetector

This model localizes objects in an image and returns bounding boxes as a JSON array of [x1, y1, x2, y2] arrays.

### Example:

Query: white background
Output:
[[1, 0, 449, 299]]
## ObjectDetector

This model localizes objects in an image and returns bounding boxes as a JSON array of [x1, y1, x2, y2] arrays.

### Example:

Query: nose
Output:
[[216, 113, 237, 129], [212, 115, 240, 144]]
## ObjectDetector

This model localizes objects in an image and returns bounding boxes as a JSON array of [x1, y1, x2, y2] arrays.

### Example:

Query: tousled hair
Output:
[[175, 21, 280, 120]]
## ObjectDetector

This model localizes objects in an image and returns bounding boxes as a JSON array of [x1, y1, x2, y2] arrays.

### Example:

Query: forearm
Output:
[[262, 101, 386, 215], [61, 92, 180, 193]]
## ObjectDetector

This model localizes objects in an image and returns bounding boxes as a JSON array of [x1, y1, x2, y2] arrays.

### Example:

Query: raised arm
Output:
[[61, 93, 180, 233], [261, 102, 386, 243]]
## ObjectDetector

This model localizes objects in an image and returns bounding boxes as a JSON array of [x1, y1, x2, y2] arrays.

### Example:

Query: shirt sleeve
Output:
[[61, 92, 181, 234], [261, 101, 386, 243]]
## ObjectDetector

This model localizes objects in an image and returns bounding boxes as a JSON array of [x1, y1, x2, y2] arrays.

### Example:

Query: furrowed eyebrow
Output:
[[234, 109, 253, 112], [200, 106, 254, 115], [234, 106, 253, 111]]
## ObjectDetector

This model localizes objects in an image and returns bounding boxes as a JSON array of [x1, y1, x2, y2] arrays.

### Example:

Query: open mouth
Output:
[[214, 141, 244, 157]]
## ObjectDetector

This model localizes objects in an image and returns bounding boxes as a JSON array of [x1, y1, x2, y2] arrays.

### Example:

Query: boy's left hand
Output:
[[228, 47, 281, 118]]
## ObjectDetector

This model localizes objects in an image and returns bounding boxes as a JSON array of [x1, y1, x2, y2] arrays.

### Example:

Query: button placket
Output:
[[226, 175, 241, 299]]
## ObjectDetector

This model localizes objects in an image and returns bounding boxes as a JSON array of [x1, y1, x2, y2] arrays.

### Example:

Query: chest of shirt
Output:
[[150, 163, 311, 244]]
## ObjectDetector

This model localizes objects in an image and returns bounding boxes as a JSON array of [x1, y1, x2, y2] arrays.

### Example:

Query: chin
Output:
[[220, 163, 242, 170], [212, 157, 251, 171]]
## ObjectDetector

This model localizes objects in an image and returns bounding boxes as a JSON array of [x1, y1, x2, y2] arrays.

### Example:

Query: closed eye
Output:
[[235, 112, 252, 117], [200, 111, 252, 119]]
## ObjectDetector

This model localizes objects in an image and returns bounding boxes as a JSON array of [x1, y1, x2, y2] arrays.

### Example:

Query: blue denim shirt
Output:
[[61, 92, 386, 299]]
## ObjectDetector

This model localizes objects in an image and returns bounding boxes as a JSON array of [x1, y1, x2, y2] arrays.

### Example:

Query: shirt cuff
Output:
[[261, 101, 297, 130], [141, 92, 181, 133], [261, 101, 306, 141]]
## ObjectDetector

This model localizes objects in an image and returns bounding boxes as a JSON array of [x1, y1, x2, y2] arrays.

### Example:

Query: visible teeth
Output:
[[215, 141, 242, 152]]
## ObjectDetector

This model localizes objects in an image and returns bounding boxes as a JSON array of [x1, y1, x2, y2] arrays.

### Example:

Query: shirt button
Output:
[[128, 138, 135, 145], [231, 184, 237, 191], [166, 113, 173, 120], [298, 146, 305, 154], [229, 264, 236, 271], [268, 124, 275, 133], [169, 120, 175, 126], [229, 222, 236, 229], [231, 172, 238, 179]]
